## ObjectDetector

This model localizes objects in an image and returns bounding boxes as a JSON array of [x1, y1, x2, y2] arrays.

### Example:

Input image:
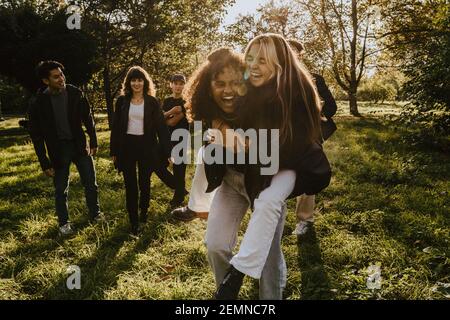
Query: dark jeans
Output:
[[53, 140, 100, 226]]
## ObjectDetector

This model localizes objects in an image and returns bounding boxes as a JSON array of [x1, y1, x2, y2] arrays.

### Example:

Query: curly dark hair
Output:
[[184, 47, 245, 122], [120, 66, 156, 97]]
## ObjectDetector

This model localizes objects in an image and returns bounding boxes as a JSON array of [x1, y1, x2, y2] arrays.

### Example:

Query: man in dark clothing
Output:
[[288, 40, 338, 236], [162, 74, 190, 207], [28, 61, 104, 236]]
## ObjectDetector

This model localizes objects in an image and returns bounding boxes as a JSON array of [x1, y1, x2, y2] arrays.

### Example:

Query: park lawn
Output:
[[0, 103, 448, 300]]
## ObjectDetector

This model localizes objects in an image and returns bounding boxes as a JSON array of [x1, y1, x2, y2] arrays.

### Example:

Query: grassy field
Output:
[[0, 102, 449, 300]]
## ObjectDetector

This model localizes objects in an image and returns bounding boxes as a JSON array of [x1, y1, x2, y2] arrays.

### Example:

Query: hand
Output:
[[166, 112, 184, 127], [205, 129, 217, 143], [89, 147, 97, 156], [44, 168, 55, 177], [168, 157, 174, 165]]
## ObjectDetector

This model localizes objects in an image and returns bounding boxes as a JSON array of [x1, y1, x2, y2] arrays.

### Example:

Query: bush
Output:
[[358, 79, 397, 103], [0, 77, 28, 114]]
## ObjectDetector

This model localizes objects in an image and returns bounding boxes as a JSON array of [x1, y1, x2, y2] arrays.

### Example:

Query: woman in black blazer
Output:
[[110, 66, 175, 236]]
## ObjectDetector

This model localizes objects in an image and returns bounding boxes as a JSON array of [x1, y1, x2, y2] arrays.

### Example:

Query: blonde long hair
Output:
[[244, 33, 322, 145]]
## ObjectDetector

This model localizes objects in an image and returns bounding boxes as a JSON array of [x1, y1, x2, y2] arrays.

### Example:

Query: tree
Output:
[[0, 2, 98, 94], [224, 0, 382, 115], [297, 0, 381, 116], [79, 0, 234, 128], [224, 0, 325, 71], [378, 0, 450, 135]]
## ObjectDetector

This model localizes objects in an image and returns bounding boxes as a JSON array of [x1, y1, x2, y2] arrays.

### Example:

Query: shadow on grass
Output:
[[40, 210, 174, 299], [296, 226, 333, 300], [0, 135, 30, 149]]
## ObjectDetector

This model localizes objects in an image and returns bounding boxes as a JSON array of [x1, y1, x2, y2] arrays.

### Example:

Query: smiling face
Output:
[[210, 67, 243, 114], [43, 68, 66, 92], [130, 78, 144, 95], [245, 42, 274, 87]]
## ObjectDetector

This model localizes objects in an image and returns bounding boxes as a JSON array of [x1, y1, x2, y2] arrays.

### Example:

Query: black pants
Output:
[[122, 135, 177, 227], [154, 166, 177, 190], [122, 135, 153, 227], [170, 137, 187, 199], [173, 162, 186, 198]]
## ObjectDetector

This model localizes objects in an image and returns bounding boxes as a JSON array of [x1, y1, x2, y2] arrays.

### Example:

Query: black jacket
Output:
[[204, 81, 332, 205], [312, 73, 338, 141], [110, 95, 172, 172], [28, 84, 97, 171]]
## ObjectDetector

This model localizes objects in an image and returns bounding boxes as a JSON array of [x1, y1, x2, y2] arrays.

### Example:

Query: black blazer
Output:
[[28, 84, 97, 171], [110, 95, 172, 172], [313, 73, 338, 141]]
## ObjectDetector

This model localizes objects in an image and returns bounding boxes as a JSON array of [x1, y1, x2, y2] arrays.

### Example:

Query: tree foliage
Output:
[[380, 0, 450, 136], [0, 1, 98, 93], [77, 0, 233, 127], [225, 0, 381, 116]]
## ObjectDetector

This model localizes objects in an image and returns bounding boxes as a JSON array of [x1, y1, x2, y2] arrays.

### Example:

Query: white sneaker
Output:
[[293, 221, 313, 236], [59, 223, 74, 236]]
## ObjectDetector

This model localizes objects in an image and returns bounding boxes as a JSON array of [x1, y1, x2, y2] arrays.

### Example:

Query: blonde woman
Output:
[[207, 34, 331, 299]]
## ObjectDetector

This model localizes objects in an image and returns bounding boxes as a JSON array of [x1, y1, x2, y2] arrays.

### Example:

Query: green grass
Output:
[[0, 103, 449, 300]]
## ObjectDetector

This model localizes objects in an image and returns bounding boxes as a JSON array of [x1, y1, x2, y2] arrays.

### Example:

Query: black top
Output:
[[47, 88, 73, 140], [161, 96, 189, 133]]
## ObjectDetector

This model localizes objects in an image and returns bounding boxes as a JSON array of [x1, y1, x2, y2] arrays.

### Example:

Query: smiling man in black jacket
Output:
[[28, 61, 104, 236]]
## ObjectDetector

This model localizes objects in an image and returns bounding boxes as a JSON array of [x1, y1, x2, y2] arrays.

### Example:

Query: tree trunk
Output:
[[348, 90, 360, 117], [103, 66, 114, 129]]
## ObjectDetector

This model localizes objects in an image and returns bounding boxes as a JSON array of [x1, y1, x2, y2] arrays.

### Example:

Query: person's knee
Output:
[[205, 237, 231, 258], [254, 197, 283, 213]]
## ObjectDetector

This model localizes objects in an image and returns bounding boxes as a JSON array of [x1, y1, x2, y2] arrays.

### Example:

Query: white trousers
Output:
[[205, 167, 290, 299], [187, 147, 216, 212], [229, 169, 296, 279]]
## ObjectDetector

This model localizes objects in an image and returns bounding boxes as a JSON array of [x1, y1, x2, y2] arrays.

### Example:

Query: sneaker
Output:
[[59, 223, 74, 236], [214, 266, 244, 300], [293, 220, 314, 236], [92, 212, 106, 224], [172, 206, 208, 222], [130, 224, 139, 238]]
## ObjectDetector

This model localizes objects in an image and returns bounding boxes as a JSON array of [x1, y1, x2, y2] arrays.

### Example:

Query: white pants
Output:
[[205, 167, 288, 299], [187, 147, 216, 212], [229, 169, 296, 279]]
